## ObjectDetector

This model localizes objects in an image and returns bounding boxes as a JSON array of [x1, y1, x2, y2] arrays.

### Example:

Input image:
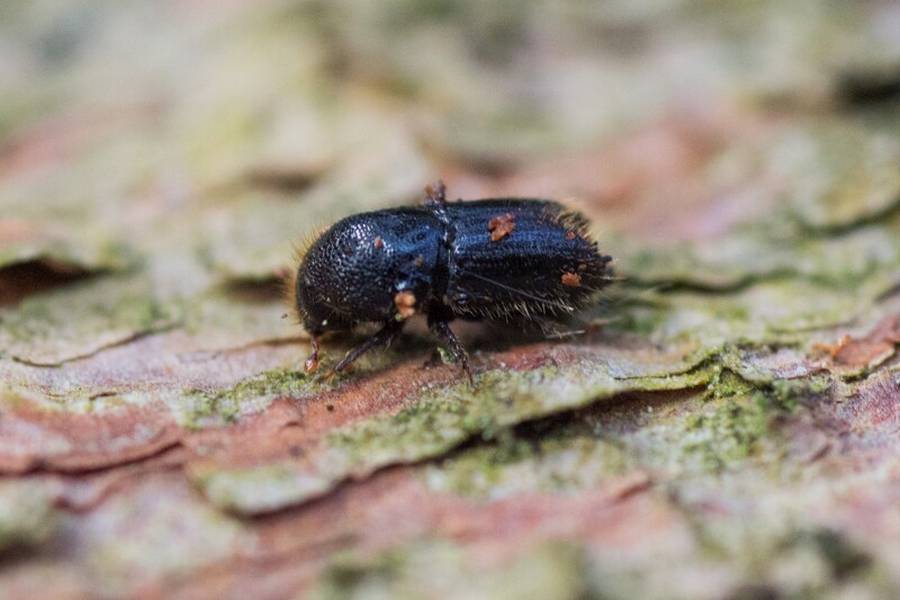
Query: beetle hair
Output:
[[283, 225, 328, 326]]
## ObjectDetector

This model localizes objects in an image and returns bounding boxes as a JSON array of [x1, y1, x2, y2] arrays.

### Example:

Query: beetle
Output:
[[293, 181, 614, 383]]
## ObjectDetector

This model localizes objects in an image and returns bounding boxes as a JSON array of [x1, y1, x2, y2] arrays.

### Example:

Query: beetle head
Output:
[[294, 211, 441, 334]]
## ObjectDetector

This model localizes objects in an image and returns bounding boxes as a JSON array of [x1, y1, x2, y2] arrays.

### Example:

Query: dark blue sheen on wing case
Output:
[[442, 200, 609, 320]]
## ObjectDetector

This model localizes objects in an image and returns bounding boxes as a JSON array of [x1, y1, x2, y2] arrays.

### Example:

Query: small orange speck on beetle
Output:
[[488, 213, 516, 242], [565, 230, 577, 240], [561, 272, 582, 287], [394, 291, 417, 319], [373, 237, 384, 249]]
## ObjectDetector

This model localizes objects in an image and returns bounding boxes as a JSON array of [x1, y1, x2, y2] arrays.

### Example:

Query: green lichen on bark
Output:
[[177, 367, 315, 428], [311, 540, 589, 600], [0, 273, 179, 365], [323, 362, 713, 479]]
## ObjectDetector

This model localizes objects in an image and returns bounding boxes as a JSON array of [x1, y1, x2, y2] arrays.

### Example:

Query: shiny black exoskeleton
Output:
[[295, 181, 613, 383]]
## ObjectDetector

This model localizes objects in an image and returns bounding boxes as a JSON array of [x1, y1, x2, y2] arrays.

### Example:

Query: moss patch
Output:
[[177, 367, 317, 428]]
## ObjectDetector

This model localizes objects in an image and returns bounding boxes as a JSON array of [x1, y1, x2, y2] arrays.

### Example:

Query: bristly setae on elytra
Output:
[[291, 181, 614, 384]]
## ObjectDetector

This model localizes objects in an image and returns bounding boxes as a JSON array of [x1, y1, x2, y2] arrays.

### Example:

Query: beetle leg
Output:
[[332, 320, 405, 375], [304, 336, 321, 373], [429, 319, 474, 386]]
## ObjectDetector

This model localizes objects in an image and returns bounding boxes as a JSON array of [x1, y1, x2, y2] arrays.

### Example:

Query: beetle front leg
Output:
[[332, 320, 405, 375], [428, 318, 474, 386], [304, 335, 321, 373]]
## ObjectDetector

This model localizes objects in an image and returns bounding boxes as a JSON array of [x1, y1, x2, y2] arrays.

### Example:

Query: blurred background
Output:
[[1, 1, 900, 598], [3, 0, 899, 291]]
